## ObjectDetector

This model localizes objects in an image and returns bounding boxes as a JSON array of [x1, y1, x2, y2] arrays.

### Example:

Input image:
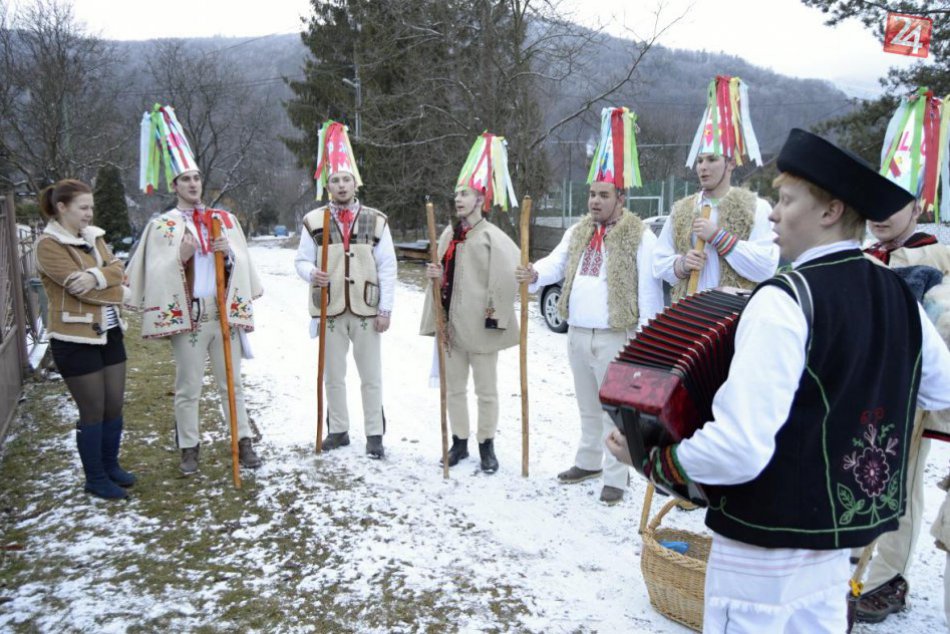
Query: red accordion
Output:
[[600, 288, 751, 504]]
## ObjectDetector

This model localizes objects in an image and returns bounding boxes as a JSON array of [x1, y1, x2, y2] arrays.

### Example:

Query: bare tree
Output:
[[144, 39, 270, 207], [0, 0, 124, 193], [286, 0, 686, 236]]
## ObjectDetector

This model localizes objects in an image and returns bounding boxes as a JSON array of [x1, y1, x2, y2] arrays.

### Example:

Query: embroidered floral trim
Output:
[[158, 217, 178, 242], [229, 295, 252, 321], [838, 407, 901, 526], [579, 245, 604, 277], [154, 297, 185, 329]]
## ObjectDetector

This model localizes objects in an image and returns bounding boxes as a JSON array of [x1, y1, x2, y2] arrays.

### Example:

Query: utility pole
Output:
[[342, 75, 361, 141], [342, 16, 362, 141]]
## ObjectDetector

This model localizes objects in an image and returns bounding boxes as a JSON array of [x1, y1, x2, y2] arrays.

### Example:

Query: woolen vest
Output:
[[670, 188, 756, 301], [557, 210, 644, 330], [303, 205, 387, 318]]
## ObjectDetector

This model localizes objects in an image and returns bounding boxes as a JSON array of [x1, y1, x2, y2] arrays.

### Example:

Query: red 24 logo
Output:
[[883, 12, 932, 59]]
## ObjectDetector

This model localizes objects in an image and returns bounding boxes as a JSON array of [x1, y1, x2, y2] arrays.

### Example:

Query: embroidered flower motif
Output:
[[159, 218, 178, 242], [838, 408, 902, 526], [229, 295, 252, 321], [154, 298, 185, 329], [853, 446, 891, 497], [843, 408, 897, 499]]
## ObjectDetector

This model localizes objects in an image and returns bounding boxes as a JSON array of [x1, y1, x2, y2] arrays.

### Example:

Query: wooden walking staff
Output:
[[686, 204, 712, 296], [426, 200, 450, 479], [315, 209, 331, 453], [211, 217, 241, 489], [518, 196, 532, 477]]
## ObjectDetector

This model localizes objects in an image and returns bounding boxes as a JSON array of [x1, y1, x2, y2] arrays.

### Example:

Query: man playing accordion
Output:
[[608, 128, 950, 632]]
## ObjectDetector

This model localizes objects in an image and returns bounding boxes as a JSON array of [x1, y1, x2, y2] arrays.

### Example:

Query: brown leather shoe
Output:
[[855, 574, 908, 623], [557, 466, 602, 484], [238, 438, 262, 469]]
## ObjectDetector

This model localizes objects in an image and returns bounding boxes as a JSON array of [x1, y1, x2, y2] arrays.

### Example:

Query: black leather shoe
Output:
[[366, 435, 385, 459], [478, 438, 498, 474], [322, 432, 350, 451], [441, 435, 469, 467]]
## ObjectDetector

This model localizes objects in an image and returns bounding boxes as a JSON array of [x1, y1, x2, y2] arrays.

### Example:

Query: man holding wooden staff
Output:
[[126, 104, 263, 475], [653, 76, 778, 300], [516, 107, 663, 504], [420, 133, 521, 474], [294, 120, 396, 460]]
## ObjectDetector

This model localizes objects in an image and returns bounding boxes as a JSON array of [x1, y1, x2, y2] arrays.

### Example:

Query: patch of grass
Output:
[[0, 314, 534, 632]]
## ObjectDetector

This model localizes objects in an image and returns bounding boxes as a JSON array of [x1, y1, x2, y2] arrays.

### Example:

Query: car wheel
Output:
[[540, 285, 568, 333]]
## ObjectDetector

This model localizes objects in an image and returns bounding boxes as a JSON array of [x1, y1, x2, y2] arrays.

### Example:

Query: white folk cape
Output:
[[125, 209, 263, 339]]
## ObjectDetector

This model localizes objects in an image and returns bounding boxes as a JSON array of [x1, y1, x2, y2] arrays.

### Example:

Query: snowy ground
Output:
[[2, 238, 949, 632]]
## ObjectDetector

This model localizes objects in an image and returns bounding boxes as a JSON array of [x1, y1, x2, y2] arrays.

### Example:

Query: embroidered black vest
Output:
[[704, 249, 923, 549]]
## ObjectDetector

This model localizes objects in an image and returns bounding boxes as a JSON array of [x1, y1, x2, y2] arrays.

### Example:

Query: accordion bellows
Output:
[[600, 288, 750, 503]]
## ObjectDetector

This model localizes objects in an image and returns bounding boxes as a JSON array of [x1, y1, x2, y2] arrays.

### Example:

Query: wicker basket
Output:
[[640, 496, 711, 632]]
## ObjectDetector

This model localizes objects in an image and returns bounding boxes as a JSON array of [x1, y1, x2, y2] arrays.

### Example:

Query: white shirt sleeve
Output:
[[917, 302, 950, 411], [636, 230, 665, 327], [529, 223, 574, 293], [676, 286, 806, 485], [294, 223, 317, 283], [722, 198, 779, 283], [374, 224, 397, 313], [652, 215, 682, 286]]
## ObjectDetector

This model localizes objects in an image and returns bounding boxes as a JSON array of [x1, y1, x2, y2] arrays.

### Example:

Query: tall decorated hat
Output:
[[586, 106, 642, 190], [139, 104, 199, 194], [880, 87, 949, 222], [686, 75, 762, 167], [313, 120, 362, 200], [456, 132, 518, 212]]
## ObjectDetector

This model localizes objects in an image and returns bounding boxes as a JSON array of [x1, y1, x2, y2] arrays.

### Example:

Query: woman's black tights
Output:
[[63, 362, 126, 425]]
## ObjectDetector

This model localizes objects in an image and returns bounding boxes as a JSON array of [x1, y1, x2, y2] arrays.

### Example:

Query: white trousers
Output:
[[171, 303, 252, 449], [445, 346, 499, 442], [566, 325, 630, 489], [944, 553, 950, 627], [324, 312, 384, 436], [863, 432, 930, 590], [703, 533, 850, 633]]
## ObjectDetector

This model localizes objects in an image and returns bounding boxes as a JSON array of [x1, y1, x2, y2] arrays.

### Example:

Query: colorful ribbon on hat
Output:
[[314, 120, 363, 201], [586, 107, 642, 190], [880, 87, 949, 221], [139, 104, 199, 194], [456, 132, 518, 212], [686, 76, 762, 168]]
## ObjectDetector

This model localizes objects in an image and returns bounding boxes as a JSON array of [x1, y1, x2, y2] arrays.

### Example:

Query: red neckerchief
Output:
[[864, 232, 938, 265], [588, 224, 606, 252], [331, 202, 359, 250], [191, 208, 214, 254], [589, 219, 619, 251], [440, 221, 475, 311]]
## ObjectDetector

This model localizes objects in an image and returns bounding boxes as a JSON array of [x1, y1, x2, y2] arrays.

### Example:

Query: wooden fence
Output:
[[0, 191, 37, 439]]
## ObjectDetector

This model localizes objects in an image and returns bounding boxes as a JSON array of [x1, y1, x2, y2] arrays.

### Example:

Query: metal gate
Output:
[[0, 190, 27, 437]]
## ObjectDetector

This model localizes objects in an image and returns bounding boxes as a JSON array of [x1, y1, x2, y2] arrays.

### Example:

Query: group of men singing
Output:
[[124, 77, 950, 632]]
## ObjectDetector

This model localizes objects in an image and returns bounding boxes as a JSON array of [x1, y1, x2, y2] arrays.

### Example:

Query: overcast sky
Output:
[[51, 0, 931, 98]]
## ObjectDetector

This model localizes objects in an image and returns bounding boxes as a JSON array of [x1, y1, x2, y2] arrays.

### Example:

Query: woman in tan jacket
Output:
[[35, 179, 134, 500]]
